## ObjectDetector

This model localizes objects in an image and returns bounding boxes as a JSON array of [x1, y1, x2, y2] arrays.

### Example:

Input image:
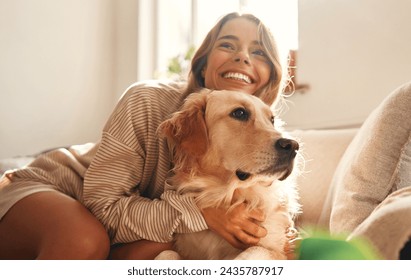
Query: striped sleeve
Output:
[[83, 82, 208, 244]]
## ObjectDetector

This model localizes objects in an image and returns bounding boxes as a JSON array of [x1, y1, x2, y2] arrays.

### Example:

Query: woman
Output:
[[0, 12, 285, 259]]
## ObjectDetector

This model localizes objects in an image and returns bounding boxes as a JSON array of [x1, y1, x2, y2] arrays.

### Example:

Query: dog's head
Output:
[[158, 89, 299, 183]]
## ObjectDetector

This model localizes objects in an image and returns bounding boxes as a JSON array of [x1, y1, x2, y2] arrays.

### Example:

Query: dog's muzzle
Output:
[[235, 138, 299, 182]]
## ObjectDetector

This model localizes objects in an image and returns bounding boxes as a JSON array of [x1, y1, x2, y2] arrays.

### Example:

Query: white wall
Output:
[[0, 0, 137, 158], [281, 0, 411, 129]]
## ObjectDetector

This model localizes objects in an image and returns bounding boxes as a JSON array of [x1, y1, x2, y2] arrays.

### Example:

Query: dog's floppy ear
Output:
[[158, 92, 208, 159]]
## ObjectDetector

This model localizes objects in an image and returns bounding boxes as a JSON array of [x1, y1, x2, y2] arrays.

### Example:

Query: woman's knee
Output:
[[40, 218, 110, 259], [75, 217, 110, 259], [38, 193, 111, 259]]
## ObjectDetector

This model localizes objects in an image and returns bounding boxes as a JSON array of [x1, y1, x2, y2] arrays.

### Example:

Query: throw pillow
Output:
[[327, 81, 411, 234]]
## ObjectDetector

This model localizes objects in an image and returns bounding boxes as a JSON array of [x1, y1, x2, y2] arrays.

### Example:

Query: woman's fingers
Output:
[[241, 218, 267, 239], [201, 207, 246, 249], [224, 203, 267, 246], [233, 228, 261, 247], [231, 189, 266, 223], [200, 200, 267, 250], [219, 231, 249, 250], [248, 208, 266, 223]]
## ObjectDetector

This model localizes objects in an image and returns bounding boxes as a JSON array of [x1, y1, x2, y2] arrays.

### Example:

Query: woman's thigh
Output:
[[0, 191, 110, 259]]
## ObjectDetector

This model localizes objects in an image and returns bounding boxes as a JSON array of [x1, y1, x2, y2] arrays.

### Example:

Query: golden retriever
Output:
[[157, 89, 300, 260]]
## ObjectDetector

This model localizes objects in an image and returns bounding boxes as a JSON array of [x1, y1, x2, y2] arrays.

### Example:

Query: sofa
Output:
[[292, 81, 411, 260]]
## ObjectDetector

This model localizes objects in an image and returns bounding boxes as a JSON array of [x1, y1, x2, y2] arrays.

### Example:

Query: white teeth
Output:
[[223, 72, 252, 84]]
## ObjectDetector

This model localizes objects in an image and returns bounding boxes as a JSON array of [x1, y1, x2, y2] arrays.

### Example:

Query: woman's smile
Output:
[[222, 72, 253, 84]]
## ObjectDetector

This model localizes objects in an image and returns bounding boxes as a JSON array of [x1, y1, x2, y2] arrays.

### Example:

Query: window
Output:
[[137, 0, 298, 82]]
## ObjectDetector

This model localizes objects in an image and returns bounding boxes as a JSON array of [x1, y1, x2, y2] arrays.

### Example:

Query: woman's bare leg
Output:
[[0, 191, 110, 260]]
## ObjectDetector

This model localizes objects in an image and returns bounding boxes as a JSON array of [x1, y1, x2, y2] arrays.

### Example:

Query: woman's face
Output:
[[203, 17, 272, 94]]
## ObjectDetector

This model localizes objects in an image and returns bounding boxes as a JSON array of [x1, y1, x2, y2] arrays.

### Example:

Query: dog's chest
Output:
[[174, 188, 290, 260]]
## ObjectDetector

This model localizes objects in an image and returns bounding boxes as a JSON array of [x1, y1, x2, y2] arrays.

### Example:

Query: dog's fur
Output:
[[157, 90, 300, 260]]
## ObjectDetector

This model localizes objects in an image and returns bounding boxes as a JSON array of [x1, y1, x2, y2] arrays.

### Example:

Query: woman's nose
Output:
[[233, 51, 250, 65]]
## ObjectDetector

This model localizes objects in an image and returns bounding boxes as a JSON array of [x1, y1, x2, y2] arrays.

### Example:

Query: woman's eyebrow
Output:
[[217, 35, 262, 46], [217, 35, 239, 41]]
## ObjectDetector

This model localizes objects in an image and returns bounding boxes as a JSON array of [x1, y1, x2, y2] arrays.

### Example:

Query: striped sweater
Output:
[[7, 81, 208, 244]]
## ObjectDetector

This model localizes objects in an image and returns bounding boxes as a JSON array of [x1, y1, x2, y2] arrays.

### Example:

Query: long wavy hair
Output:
[[184, 12, 284, 106]]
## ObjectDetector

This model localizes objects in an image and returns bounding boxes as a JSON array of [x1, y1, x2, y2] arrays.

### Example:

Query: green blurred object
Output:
[[296, 232, 380, 260]]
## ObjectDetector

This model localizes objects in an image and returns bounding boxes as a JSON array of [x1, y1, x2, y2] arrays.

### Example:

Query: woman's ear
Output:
[[158, 92, 208, 158]]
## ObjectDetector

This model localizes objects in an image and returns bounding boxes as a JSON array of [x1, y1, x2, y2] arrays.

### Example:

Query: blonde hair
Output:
[[184, 12, 283, 106]]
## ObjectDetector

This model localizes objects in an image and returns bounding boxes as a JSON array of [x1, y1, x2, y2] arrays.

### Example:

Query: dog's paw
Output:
[[154, 250, 182, 260]]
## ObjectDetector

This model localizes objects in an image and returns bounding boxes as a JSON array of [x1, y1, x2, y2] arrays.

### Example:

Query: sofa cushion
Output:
[[348, 185, 411, 259], [290, 129, 357, 227], [326, 81, 411, 235]]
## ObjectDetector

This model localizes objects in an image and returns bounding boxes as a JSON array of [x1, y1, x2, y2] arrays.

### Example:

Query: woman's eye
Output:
[[230, 108, 249, 122], [252, 49, 267, 57], [219, 42, 235, 50]]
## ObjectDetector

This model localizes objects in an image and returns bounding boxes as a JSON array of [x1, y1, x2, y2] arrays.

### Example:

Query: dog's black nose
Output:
[[275, 138, 299, 158]]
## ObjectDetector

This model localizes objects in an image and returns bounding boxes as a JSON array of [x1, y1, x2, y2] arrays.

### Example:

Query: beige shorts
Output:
[[0, 174, 59, 220]]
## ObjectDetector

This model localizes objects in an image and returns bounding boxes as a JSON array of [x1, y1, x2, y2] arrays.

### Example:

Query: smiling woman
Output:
[[202, 17, 272, 95], [186, 13, 283, 106]]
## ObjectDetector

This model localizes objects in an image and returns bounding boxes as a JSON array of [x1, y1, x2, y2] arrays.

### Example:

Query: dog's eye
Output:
[[230, 108, 249, 121], [271, 115, 275, 125]]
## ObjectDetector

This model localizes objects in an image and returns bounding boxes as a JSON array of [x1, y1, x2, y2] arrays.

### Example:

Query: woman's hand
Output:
[[201, 197, 267, 249]]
